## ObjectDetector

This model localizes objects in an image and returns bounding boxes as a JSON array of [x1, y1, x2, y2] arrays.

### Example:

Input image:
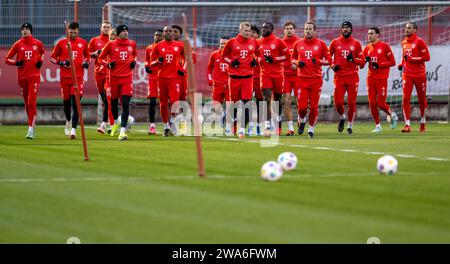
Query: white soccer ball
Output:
[[261, 161, 283, 181], [277, 152, 298, 171], [377, 155, 398, 175]]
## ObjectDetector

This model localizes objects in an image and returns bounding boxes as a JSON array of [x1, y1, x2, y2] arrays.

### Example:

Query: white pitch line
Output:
[[396, 154, 417, 158], [313, 146, 332, 150], [364, 151, 385, 155], [1, 170, 444, 184], [214, 137, 448, 162], [337, 149, 357, 153], [425, 157, 448, 161]]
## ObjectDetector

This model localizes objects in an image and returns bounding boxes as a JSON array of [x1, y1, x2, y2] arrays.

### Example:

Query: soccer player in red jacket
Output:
[[172, 25, 196, 135], [398, 22, 430, 133], [50, 21, 90, 139], [250, 24, 262, 136], [5, 23, 44, 139], [150, 26, 185, 137], [98, 24, 137, 141], [282, 21, 300, 136], [221, 22, 261, 139], [292, 21, 332, 139], [207, 36, 230, 128], [329, 21, 365, 135], [88, 21, 112, 134], [145, 29, 163, 135], [258, 22, 290, 136], [362, 27, 398, 133]]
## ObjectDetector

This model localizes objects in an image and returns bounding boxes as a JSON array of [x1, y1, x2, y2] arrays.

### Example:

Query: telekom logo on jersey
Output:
[[341, 50, 350, 58], [240, 50, 248, 58], [24, 51, 33, 59], [219, 63, 228, 72], [165, 54, 173, 63], [120, 51, 128, 60], [304, 50, 313, 59], [405, 49, 412, 56]]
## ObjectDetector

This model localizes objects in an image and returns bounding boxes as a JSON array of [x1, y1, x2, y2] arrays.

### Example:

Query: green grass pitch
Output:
[[0, 122, 449, 243]]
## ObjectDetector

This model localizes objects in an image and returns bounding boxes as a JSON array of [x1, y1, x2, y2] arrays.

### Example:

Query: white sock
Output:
[[150, 123, 155, 128], [248, 122, 254, 127], [287, 121, 294, 131], [28, 126, 33, 132], [376, 123, 381, 128], [420, 117, 426, 123], [300, 117, 307, 123], [340, 114, 346, 120], [405, 120, 410, 126], [120, 127, 126, 133], [308, 126, 315, 133], [264, 121, 271, 129], [164, 122, 170, 129], [238, 127, 245, 134], [71, 128, 76, 134], [347, 123, 353, 129], [114, 119, 119, 125], [100, 122, 106, 128]]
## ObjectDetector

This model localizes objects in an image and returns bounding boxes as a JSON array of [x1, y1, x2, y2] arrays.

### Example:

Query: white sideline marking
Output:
[[425, 157, 448, 161], [396, 154, 417, 158], [214, 138, 448, 162], [337, 149, 357, 153], [0, 171, 443, 184], [364, 151, 385, 155], [0, 177, 141, 183], [290, 144, 307, 148], [314, 146, 332, 150]]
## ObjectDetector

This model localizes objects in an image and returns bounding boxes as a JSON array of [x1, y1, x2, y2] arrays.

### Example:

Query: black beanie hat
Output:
[[116, 24, 128, 36], [341, 21, 353, 30], [21, 23, 33, 34]]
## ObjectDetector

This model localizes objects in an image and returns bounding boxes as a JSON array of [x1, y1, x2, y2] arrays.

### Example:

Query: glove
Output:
[[91, 50, 101, 58], [108, 61, 116, 69], [264, 55, 274, 64], [177, 70, 185, 76], [365, 56, 371, 63], [82, 61, 89, 69], [250, 58, 257, 67], [231, 59, 240, 68], [58, 60, 70, 67], [332, 65, 340, 72], [35, 61, 43, 69], [130, 61, 136, 69], [371, 62, 379, 69], [398, 65, 403, 71], [16, 60, 25, 67], [158, 57, 164, 63], [311, 58, 317, 64], [145, 66, 152, 74], [346, 53, 354, 62], [208, 79, 213, 86], [298, 61, 305, 68]]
